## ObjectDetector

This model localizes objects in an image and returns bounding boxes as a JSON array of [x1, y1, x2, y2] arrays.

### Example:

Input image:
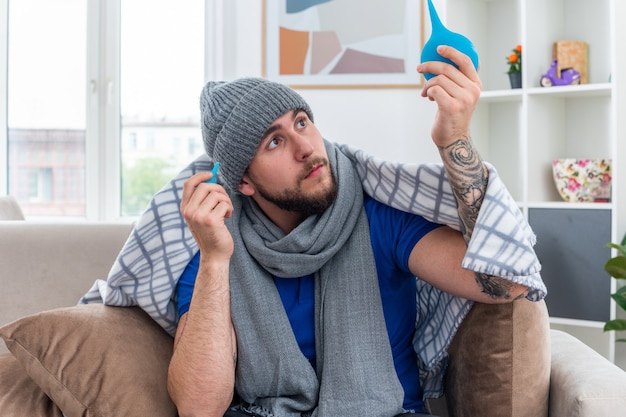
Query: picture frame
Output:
[[262, 0, 425, 89]]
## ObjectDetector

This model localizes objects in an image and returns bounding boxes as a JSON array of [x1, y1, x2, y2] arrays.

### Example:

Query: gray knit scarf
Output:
[[227, 141, 405, 417]]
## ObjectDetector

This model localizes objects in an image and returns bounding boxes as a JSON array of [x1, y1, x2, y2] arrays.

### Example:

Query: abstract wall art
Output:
[[263, 0, 425, 88]]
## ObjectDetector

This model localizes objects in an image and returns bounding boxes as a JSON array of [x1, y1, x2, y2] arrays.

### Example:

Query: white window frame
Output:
[[85, 0, 121, 220]]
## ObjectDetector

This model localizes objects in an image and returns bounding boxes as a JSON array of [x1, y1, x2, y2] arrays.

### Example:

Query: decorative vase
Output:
[[509, 72, 522, 89]]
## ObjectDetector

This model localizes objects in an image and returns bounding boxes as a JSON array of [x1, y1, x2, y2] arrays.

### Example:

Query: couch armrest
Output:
[[550, 329, 626, 417]]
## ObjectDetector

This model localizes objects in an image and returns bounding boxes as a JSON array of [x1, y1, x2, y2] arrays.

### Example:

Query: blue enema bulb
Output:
[[420, 0, 479, 80]]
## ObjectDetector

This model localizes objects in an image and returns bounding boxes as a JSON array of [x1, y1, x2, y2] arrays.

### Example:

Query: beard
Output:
[[250, 157, 338, 217]]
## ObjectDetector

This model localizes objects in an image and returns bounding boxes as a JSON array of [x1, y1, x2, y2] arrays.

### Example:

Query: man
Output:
[[167, 46, 534, 417]]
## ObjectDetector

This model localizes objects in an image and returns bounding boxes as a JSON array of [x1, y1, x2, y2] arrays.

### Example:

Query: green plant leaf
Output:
[[617, 338, 626, 343], [611, 287, 626, 311], [604, 319, 626, 332], [607, 242, 626, 257], [605, 256, 626, 278]]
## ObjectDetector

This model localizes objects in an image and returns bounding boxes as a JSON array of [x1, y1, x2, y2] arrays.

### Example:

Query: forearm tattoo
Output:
[[439, 137, 488, 244], [440, 138, 520, 300]]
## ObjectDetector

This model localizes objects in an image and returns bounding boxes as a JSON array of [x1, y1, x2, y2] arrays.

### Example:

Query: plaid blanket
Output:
[[80, 143, 545, 398]]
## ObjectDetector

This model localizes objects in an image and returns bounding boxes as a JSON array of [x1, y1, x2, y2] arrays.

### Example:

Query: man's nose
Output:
[[292, 135, 314, 161]]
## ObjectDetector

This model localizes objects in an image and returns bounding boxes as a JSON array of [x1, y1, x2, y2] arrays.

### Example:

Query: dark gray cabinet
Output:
[[529, 208, 612, 322]]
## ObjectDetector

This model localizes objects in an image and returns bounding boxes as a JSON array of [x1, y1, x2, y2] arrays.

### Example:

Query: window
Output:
[[4, 0, 205, 219], [7, 0, 87, 216], [120, 0, 205, 216]]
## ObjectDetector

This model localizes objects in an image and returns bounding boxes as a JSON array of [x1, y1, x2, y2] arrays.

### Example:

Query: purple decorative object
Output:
[[540, 59, 581, 87]]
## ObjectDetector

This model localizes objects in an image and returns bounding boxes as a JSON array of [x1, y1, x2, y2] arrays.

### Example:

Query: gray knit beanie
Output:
[[200, 77, 314, 192]]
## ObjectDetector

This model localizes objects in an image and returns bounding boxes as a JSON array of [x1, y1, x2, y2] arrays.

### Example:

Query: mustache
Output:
[[298, 157, 329, 182]]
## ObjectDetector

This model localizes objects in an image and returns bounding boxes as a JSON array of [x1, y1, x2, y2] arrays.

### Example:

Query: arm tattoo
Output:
[[440, 138, 521, 301], [439, 137, 489, 244], [475, 272, 521, 301]]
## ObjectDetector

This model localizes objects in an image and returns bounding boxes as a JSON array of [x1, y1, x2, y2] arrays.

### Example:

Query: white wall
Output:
[[212, 0, 442, 165], [217, 1, 626, 370]]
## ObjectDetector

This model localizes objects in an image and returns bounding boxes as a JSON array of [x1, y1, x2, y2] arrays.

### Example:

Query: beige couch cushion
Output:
[[0, 353, 63, 417], [444, 299, 551, 417], [0, 221, 133, 356], [0, 304, 176, 417]]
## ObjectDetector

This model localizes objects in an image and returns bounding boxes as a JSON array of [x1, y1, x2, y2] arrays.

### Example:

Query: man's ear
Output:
[[238, 173, 255, 196]]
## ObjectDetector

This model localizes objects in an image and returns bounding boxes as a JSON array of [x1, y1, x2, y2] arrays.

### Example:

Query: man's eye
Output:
[[297, 118, 306, 128], [268, 137, 280, 150]]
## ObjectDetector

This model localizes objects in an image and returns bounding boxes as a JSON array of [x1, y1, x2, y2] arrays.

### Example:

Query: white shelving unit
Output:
[[445, 0, 622, 362]]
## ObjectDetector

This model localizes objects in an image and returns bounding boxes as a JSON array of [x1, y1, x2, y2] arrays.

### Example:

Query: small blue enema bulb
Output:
[[421, 0, 479, 80]]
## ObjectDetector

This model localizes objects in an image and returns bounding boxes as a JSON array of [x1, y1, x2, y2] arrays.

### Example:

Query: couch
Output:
[[0, 195, 25, 221], [1, 220, 626, 417]]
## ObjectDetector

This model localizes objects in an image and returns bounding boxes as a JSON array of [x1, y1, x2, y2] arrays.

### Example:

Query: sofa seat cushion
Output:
[[0, 304, 177, 417]]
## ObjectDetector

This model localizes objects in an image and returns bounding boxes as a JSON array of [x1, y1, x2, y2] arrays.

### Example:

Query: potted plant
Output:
[[506, 44, 522, 89], [604, 235, 626, 342]]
